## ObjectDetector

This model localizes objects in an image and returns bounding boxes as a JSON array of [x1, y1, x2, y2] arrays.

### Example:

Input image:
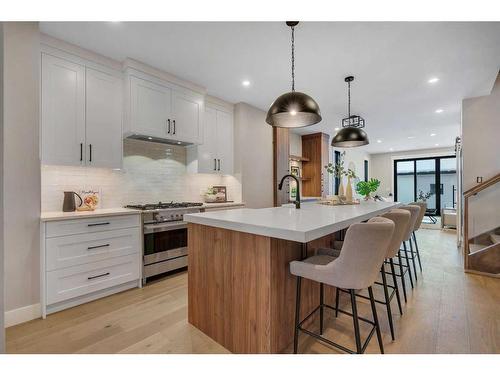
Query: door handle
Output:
[[87, 272, 110, 280], [80, 143, 83, 162], [89, 144, 92, 162], [218, 159, 221, 171], [173, 120, 176, 135], [167, 119, 171, 134], [88, 222, 110, 227], [214, 159, 217, 171]]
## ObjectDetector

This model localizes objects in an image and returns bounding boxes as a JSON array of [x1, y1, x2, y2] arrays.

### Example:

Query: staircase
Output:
[[464, 173, 500, 277]]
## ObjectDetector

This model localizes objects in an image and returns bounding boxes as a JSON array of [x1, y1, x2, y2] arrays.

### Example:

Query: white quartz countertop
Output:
[[185, 201, 402, 243], [40, 207, 141, 222]]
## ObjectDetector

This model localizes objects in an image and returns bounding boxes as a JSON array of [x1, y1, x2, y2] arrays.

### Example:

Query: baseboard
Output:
[[5, 303, 42, 328]]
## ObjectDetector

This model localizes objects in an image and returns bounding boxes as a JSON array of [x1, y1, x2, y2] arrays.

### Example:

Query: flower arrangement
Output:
[[356, 178, 381, 200], [324, 151, 356, 180], [417, 190, 433, 202]]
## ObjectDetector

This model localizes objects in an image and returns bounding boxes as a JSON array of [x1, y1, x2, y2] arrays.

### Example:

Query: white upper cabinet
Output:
[[41, 52, 123, 168], [41, 54, 86, 166], [129, 76, 172, 139], [171, 91, 203, 144], [216, 109, 234, 175], [85, 68, 123, 168], [188, 102, 234, 175]]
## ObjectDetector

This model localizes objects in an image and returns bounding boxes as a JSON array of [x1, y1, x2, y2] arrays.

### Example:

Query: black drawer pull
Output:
[[87, 272, 110, 280], [88, 222, 110, 227], [87, 244, 110, 250]]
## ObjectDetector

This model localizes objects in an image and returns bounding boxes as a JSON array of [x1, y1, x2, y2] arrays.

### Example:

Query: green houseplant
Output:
[[356, 178, 381, 200]]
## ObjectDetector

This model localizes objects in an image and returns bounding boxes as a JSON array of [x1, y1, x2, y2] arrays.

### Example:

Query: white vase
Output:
[[346, 177, 353, 202], [338, 178, 345, 197]]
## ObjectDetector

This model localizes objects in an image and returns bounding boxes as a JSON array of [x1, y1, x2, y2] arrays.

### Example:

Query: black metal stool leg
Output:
[[409, 239, 418, 281], [397, 251, 408, 303], [368, 286, 384, 354], [403, 241, 414, 288], [390, 258, 403, 315], [335, 287, 340, 317], [412, 232, 423, 272], [320, 283, 324, 335], [350, 289, 362, 354], [381, 265, 395, 341], [293, 276, 302, 354]]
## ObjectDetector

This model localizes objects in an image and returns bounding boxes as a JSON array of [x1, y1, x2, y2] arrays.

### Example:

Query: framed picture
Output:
[[212, 186, 227, 202], [290, 166, 300, 177]]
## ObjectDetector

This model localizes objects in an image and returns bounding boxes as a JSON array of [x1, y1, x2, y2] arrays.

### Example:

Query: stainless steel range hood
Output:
[[126, 134, 194, 147]]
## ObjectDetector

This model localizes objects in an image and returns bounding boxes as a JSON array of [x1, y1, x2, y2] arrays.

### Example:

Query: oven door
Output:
[[143, 221, 188, 266]]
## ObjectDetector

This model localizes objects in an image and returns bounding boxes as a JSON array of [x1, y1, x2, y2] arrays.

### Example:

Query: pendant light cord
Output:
[[291, 25, 295, 92], [347, 80, 351, 118]]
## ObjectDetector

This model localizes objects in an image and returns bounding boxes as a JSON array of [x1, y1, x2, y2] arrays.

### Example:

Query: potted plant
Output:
[[355, 178, 381, 200], [324, 151, 356, 201]]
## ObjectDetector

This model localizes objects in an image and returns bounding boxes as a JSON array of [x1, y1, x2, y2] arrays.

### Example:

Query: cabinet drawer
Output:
[[46, 254, 140, 305], [46, 228, 141, 271], [46, 214, 141, 238]]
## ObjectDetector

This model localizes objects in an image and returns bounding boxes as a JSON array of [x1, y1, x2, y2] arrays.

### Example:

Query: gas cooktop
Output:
[[125, 201, 204, 211]]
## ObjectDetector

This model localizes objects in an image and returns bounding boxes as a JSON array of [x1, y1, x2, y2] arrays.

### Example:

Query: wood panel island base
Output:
[[188, 223, 335, 353], [185, 201, 401, 353]]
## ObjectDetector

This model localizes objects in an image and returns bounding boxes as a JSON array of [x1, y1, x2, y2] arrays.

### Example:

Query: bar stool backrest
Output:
[[328, 217, 395, 290], [409, 201, 427, 231], [399, 204, 420, 241], [380, 209, 411, 258]]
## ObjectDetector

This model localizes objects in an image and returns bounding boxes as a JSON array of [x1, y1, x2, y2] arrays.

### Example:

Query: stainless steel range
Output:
[[125, 202, 203, 283]]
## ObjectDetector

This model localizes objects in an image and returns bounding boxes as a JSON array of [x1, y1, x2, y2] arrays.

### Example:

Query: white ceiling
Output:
[[40, 22, 500, 154]]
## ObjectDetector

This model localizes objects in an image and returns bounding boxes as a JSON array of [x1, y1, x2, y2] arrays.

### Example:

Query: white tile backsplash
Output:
[[41, 138, 242, 211]]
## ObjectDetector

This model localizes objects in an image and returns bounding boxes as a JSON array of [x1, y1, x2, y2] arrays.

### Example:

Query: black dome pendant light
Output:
[[266, 22, 322, 128], [331, 76, 369, 148]]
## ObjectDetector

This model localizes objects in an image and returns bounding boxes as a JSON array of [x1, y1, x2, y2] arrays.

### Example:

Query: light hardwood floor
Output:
[[6, 228, 500, 354]]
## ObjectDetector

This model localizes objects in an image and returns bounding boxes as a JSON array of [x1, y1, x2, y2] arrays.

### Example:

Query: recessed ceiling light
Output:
[[148, 137, 153, 140], [430, 133, 436, 137], [389, 148, 394, 151], [428, 77, 439, 84], [177, 141, 182, 145], [435, 143, 439, 146], [407, 136, 416, 139], [435, 108, 444, 113], [376, 139, 382, 143], [334, 127, 340, 131], [242, 80, 250, 87]]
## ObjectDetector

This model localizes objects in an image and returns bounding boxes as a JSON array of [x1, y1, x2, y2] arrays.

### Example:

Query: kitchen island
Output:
[[184, 201, 401, 353]]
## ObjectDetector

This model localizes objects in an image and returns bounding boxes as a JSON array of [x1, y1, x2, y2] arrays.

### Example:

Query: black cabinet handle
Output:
[[89, 144, 92, 162], [218, 159, 221, 171], [167, 119, 171, 134], [87, 244, 110, 250], [80, 143, 83, 162], [88, 222, 110, 227], [214, 159, 217, 171], [87, 272, 110, 280], [173, 120, 176, 135]]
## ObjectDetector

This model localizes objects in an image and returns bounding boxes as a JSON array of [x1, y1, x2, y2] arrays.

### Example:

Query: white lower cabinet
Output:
[[41, 214, 142, 316]]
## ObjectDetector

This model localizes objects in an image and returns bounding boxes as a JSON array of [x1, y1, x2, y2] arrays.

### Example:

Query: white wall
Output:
[[462, 74, 500, 237], [0, 22, 5, 353], [234, 102, 273, 208], [3, 23, 41, 318], [370, 147, 455, 197], [42, 138, 242, 211]]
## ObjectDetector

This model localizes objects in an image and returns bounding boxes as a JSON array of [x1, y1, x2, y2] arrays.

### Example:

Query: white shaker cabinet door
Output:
[[130, 76, 172, 138], [172, 91, 202, 144], [216, 110, 234, 175], [197, 106, 218, 173], [85, 68, 123, 168], [41, 54, 86, 166]]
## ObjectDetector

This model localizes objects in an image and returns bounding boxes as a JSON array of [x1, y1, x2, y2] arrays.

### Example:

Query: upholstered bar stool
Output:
[[397, 204, 421, 287], [409, 201, 427, 272], [332, 209, 410, 341], [290, 217, 395, 354]]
